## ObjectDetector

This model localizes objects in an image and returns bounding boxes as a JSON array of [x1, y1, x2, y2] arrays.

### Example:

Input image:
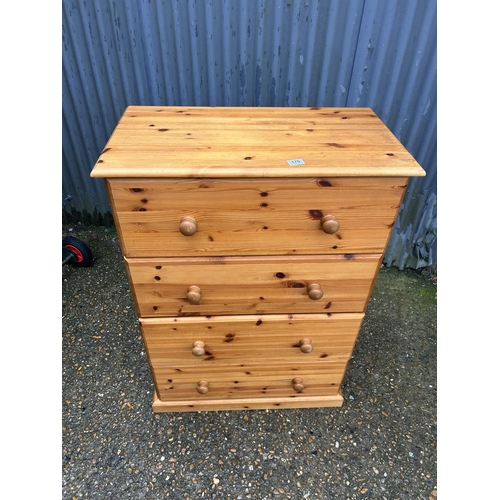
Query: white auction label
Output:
[[287, 158, 305, 166]]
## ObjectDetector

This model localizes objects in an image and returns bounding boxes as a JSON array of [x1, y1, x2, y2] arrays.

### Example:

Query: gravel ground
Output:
[[62, 223, 437, 500]]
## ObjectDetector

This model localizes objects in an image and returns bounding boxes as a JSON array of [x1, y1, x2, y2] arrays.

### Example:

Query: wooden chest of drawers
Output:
[[90, 106, 425, 412]]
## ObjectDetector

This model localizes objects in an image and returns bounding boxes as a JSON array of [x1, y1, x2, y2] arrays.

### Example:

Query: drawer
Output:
[[108, 177, 408, 257], [126, 254, 381, 317], [140, 313, 364, 366], [152, 361, 348, 401]]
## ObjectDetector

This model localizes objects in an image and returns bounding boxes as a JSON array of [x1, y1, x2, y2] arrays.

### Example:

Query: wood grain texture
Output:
[[151, 390, 344, 412], [126, 254, 381, 316], [152, 361, 348, 401], [91, 106, 426, 412], [109, 177, 408, 257], [140, 313, 364, 366], [90, 106, 426, 178]]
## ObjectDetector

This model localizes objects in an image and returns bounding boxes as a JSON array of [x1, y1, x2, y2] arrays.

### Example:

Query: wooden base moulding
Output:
[[152, 390, 344, 413]]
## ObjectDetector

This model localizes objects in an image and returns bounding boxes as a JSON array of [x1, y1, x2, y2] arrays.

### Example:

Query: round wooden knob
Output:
[[192, 341, 206, 356], [299, 338, 313, 353], [186, 285, 202, 304], [197, 380, 209, 394], [179, 216, 197, 236], [321, 214, 339, 234], [307, 283, 323, 300], [292, 377, 305, 393]]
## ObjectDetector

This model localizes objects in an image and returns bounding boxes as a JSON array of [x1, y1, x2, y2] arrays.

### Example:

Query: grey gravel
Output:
[[62, 223, 437, 500]]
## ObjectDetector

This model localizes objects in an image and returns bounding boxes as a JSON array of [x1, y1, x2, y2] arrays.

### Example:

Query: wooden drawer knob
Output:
[[299, 338, 313, 353], [321, 214, 339, 234], [186, 285, 202, 304], [192, 341, 206, 356], [197, 380, 209, 394], [292, 377, 305, 393], [307, 283, 323, 300], [179, 216, 197, 236]]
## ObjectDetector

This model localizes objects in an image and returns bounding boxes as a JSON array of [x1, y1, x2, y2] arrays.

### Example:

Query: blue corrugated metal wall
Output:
[[62, 0, 437, 269]]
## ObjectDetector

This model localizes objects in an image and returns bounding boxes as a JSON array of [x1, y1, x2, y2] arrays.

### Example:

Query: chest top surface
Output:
[[90, 106, 425, 179]]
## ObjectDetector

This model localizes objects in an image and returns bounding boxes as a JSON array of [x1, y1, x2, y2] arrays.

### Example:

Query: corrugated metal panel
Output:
[[346, 0, 437, 269], [62, 0, 436, 269]]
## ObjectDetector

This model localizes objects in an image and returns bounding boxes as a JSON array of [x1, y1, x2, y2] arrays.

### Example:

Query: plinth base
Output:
[[152, 389, 344, 413]]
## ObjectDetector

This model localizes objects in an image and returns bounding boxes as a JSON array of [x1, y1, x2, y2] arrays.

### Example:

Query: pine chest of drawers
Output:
[[90, 106, 425, 413]]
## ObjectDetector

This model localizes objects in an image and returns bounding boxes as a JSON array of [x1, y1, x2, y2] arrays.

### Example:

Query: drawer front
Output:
[[140, 313, 364, 366], [108, 177, 408, 257], [152, 361, 348, 401], [126, 254, 381, 317]]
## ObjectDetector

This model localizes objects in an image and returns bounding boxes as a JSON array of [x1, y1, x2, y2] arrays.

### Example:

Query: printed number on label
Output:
[[287, 158, 305, 166]]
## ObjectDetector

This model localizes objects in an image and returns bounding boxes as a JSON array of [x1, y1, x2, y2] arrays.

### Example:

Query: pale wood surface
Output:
[[151, 390, 344, 412], [140, 312, 364, 365], [108, 177, 408, 257], [90, 106, 426, 178], [126, 254, 381, 316], [91, 106, 426, 412], [152, 361, 348, 401]]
